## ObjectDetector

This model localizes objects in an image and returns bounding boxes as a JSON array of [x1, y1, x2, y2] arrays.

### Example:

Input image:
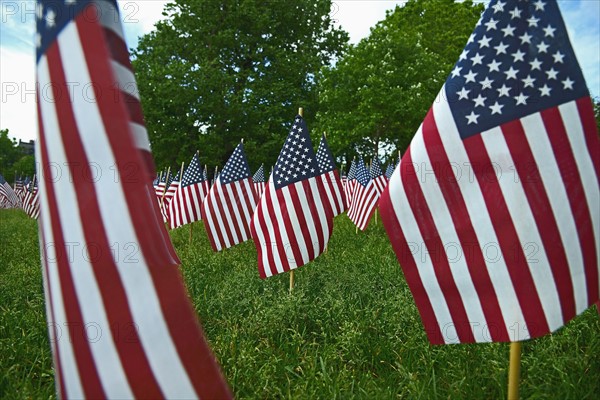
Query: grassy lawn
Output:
[[1, 209, 598, 399]]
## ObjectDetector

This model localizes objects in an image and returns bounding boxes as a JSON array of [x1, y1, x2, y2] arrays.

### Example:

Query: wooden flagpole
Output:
[[507, 342, 522, 400], [289, 107, 304, 294]]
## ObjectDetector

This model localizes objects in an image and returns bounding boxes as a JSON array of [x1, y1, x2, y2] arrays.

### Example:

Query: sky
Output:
[[1, 0, 598, 143]]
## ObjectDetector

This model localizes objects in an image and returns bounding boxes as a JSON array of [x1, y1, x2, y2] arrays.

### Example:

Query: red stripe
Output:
[[400, 148, 476, 342], [279, 186, 306, 267], [202, 187, 225, 251], [577, 97, 600, 176], [378, 161, 445, 344], [213, 183, 237, 248], [224, 184, 247, 242], [78, 15, 230, 397], [103, 27, 132, 72], [463, 135, 550, 337], [48, 40, 164, 397], [37, 92, 106, 397], [542, 106, 598, 306], [423, 110, 509, 341]]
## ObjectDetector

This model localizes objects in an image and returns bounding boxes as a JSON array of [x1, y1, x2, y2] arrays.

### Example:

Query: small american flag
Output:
[[169, 153, 207, 229], [202, 142, 258, 251], [380, 0, 599, 344], [385, 160, 395, 180], [344, 158, 357, 208], [0, 174, 21, 208], [251, 115, 333, 279], [35, 0, 230, 397], [370, 157, 388, 195], [316, 134, 347, 216], [347, 157, 379, 231], [253, 164, 266, 199]]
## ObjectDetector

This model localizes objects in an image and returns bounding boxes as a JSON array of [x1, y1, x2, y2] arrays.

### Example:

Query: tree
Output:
[[0, 129, 21, 174], [315, 0, 483, 163], [133, 0, 348, 170], [594, 96, 600, 133]]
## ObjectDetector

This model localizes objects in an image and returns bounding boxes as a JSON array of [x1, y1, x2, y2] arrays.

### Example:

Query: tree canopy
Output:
[[315, 0, 484, 164], [0, 129, 35, 180], [133, 0, 348, 170]]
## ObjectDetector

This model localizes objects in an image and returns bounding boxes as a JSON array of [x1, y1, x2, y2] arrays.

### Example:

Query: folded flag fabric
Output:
[[316, 134, 347, 216], [169, 153, 208, 229]]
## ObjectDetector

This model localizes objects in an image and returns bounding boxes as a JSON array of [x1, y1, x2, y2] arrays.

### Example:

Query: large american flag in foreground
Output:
[[35, 0, 230, 397], [202, 142, 258, 251], [316, 134, 347, 216], [380, 0, 599, 344], [251, 115, 333, 279]]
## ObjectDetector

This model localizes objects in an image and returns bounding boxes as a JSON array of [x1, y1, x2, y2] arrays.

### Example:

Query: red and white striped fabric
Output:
[[251, 115, 333, 279], [0, 174, 21, 208], [202, 142, 257, 251], [347, 158, 379, 231], [370, 158, 388, 196], [316, 134, 346, 216], [344, 159, 357, 208], [380, 0, 599, 345], [35, 1, 231, 398], [169, 153, 208, 229], [252, 164, 266, 200]]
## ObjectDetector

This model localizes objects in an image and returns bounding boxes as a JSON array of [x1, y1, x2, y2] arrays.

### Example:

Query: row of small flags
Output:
[[0, 174, 39, 218], [16, 0, 600, 397]]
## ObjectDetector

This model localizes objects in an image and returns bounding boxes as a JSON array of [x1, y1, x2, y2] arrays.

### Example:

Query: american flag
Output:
[[344, 158, 357, 207], [385, 160, 395, 180], [202, 142, 258, 251], [154, 170, 165, 198], [253, 163, 266, 199], [202, 165, 211, 197], [347, 157, 379, 231], [370, 157, 388, 195], [169, 153, 207, 229], [316, 134, 347, 216], [380, 0, 599, 344], [35, 1, 231, 397], [0, 174, 20, 208], [23, 176, 40, 219], [251, 115, 333, 279]]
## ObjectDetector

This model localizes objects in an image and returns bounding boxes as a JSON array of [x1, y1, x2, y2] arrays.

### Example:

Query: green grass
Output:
[[1, 209, 599, 399]]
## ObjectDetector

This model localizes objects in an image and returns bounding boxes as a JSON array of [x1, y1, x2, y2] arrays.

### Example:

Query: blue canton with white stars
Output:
[[355, 158, 371, 188], [253, 164, 265, 183], [447, 0, 588, 139], [370, 158, 384, 179], [273, 115, 319, 190], [182, 153, 204, 188], [385, 161, 395, 179], [36, 0, 120, 62], [315, 134, 337, 174], [220, 143, 252, 185], [347, 160, 356, 180]]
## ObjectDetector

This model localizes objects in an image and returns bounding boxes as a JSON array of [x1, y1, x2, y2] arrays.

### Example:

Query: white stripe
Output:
[[310, 177, 331, 250], [271, 184, 295, 270], [227, 182, 247, 242], [61, 26, 197, 398], [387, 160, 459, 344], [320, 173, 336, 215], [204, 182, 228, 250], [481, 127, 564, 331], [111, 60, 140, 100], [220, 183, 241, 245], [40, 54, 133, 398], [251, 186, 272, 276], [282, 185, 310, 265], [521, 112, 587, 312], [559, 101, 600, 289], [432, 94, 527, 341]]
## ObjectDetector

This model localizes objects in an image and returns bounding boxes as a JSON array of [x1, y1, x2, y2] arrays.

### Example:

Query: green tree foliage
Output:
[[0, 129, 20, 172], [315, 0, 483, 163], [133, 0, 348, 170]]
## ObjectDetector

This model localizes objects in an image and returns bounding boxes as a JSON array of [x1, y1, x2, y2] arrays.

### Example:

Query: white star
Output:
[[546, 68, 559, 80], [485, 18, 499, 30], [465, 112, 479, 125], [522, 75, 536, 88], [534, 0, 546, 11], [515, 93, 529, 105], [528, 16, 540, 27], [520, 32, 532, 44], [494, 42, 509, 55], [489, 101, 504, 115], [504, 66, 519, 80], [451, 65, 462, 78], [539, 84, 552, 97], [543, 25, 556, 37], [45, 9, 56, 28], [471, 53, 484, 65], [459, 49, 469, 61], [473, 94, 487, 108], [537, 42, 549, 53], [464, 70, 478, 83], [509, 7, 522, 19], [530, 58, 542, 71], [457, 87, 470, 100], [553, 51, 565, 64], [479, 35, 492, 48], [497, 84, 511, 97], [512, 50, 525, 63], [562, 77, 575, 90], [488, 59, 502, 72], [501, 24, 516, 37], [480, 77, 494, 90], [36, 3, 43, 19], [493, 1, 506, 13]]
